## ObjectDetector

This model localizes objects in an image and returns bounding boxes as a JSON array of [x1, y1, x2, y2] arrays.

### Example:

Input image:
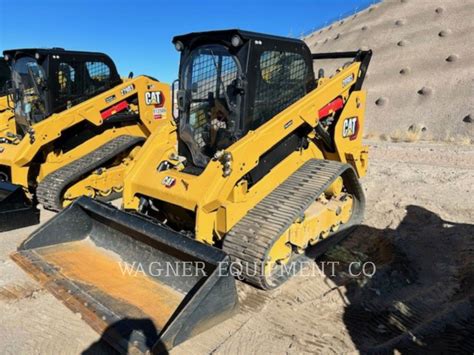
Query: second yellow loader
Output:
[[0, 48, 172, 231]]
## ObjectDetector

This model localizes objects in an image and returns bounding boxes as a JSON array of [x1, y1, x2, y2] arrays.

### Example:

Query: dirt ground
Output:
[[0, 141, 472, 354]]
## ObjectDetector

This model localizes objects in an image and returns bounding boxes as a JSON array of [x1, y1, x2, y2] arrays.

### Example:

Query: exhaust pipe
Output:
[[12, 197, 238, 353], [0, 182, 40, 232]]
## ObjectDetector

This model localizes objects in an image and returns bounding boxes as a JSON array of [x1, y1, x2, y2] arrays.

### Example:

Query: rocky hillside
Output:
[[304, 0, 474, 142]]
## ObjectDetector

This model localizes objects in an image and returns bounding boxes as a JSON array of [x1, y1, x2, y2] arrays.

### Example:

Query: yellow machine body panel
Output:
[[124, 61, 367, 244], [0, 96, 15, 135]]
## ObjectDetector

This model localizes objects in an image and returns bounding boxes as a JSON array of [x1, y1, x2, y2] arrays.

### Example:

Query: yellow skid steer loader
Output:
[[0, 48, 172, 231], [13, 30, 371, 352]]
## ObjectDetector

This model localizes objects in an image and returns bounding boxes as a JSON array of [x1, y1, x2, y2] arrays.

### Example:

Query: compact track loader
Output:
[[0, 48, 171, 231], [13, 30, 371, 353]]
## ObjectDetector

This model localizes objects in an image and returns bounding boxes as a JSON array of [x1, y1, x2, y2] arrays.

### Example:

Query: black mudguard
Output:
[[0, 182, 40, 232]]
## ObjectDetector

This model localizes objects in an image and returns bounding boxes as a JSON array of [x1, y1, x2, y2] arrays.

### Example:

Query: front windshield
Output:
[[180, 45, 242, 168], [11, 56, 48, 128]]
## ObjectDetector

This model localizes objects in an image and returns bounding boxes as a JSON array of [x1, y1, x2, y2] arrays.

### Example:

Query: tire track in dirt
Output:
[[0, 281, 42, 302], [0, 295, 103, 354]]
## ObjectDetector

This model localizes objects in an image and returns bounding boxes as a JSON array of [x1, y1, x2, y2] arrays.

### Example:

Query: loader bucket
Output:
[[0, 182, 40, 232], [11, 197, 238, 353]]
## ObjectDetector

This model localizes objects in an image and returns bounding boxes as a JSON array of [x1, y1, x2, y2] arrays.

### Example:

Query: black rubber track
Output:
[[36, 135, 144, 212], [223, 159, 365, 290]]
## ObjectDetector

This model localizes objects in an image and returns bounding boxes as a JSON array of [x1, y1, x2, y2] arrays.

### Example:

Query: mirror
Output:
[[171, 79, 179, 121], [176, 89, 188, 112]]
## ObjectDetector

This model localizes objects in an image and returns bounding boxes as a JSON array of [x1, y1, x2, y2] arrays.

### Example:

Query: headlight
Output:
[[174, 41, 184, 52], [231, 35, 242, 47]]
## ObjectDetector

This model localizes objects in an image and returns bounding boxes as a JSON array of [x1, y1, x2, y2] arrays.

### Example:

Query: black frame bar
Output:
[[312, 50, 372, 91]]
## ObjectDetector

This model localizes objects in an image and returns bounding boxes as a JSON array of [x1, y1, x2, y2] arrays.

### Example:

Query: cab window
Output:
[[253, 51, 308, 129]]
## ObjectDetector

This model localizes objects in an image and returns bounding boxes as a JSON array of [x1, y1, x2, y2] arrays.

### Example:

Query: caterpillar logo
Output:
[[342, 117, 359, 140], [145, 91, 164, 106]]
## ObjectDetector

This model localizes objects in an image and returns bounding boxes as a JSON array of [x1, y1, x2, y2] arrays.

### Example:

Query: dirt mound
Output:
[[304, 0, 474, 143]]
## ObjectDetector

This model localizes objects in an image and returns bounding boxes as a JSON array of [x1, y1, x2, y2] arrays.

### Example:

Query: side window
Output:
[[253, 51, 308, 129], [57, 62, 76, 99], [85, 61, 111, 94], [86, 61, 110, 81]]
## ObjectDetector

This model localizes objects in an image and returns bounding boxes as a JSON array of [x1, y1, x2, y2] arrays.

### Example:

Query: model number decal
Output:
[[121, 84, 135, 96], [145, 91, 164, 106], [153, 107, 167, 119], [342, 117, 358, 140], [342, 74, 354, 87]]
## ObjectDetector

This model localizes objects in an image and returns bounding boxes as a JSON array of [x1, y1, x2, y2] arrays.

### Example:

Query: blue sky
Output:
[[0, 0, 375, 82]]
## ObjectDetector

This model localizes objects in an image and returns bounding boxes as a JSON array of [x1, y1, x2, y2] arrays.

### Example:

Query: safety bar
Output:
[[311, 50, 372, 91]]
